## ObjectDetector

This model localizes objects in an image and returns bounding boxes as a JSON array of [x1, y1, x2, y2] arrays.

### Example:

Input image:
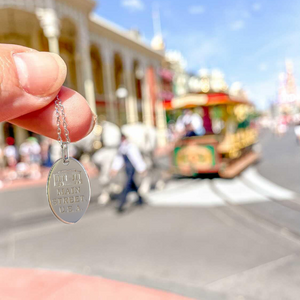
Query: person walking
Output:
[[111, 133, 147, 213]]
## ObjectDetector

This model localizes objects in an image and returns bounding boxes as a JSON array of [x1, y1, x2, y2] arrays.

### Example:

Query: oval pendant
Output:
[[46, 158, 91, 224]]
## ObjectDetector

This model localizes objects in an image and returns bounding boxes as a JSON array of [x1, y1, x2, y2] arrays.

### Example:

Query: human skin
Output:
[[0, 44, 96, 142]]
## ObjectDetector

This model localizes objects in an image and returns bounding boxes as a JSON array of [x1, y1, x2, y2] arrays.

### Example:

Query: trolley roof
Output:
[[165, 92, 250, 110]]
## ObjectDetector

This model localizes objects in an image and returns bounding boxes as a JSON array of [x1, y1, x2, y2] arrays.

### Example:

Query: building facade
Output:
[[0, 0, 167, 146]]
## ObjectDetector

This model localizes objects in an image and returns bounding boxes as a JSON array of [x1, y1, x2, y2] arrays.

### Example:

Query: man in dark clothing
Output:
[[184, 123, 197, 137], [111, 134, 147, 212]]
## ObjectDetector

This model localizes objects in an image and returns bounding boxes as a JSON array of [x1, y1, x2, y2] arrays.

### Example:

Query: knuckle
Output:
[[0, 52, 18, 97]]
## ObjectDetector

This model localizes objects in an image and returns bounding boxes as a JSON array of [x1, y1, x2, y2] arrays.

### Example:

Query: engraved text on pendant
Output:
[[47, 158, 91, 224]]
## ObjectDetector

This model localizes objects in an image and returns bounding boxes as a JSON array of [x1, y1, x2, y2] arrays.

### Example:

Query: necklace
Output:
[[46, 95, 91, 224]]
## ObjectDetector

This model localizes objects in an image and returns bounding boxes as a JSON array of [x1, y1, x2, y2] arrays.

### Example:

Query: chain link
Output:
[[55, 95, 70, 146]]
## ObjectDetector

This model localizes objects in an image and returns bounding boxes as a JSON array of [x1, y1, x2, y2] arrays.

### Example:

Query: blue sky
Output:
[[94, 0, 300, 109]]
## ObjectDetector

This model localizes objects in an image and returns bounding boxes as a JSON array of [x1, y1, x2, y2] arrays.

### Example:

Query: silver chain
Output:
[[55, 95, 70, 146]]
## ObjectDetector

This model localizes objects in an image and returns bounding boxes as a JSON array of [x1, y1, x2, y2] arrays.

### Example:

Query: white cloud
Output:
[[241, 10, 251, 19], [121, 0, 144, 12], [259, 63, 268, 71], [187, 39, 220, 67], [252, 3, 262, 11], [166, 31, 227, 70], [230, 20, 245, 31], [249, 32, 300, 60], [188, 5, 205, 15]]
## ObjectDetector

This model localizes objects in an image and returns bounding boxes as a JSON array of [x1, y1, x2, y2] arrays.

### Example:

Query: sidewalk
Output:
[[0, 268, 195, 300], [0, 165, 99, 192], [0, 146, 171, 192]]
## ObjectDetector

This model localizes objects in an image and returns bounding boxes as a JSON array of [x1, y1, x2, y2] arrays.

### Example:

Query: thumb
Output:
[[0, 44, 67, 122]]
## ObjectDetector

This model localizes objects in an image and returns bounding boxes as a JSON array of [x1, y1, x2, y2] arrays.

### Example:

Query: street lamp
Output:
[[116, 86, 128, 99], [135, 66, 144, 80]]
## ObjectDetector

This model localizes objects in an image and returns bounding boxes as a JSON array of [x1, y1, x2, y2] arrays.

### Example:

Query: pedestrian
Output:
[[191, 108, 205, 136], [40, 138, 53, 167], [4, 137, 18, 168], [110, 132, 147, 213], [294, 121, 300, 144], [184, 122, 197, 137], [175, 109, 192, 133], [4, 137, 18, 181]]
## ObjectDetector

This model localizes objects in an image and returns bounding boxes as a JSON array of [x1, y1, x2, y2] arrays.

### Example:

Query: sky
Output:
[[94, 0, 300, 109]]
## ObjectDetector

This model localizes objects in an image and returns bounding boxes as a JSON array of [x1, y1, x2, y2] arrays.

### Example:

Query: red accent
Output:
[[147, 67, 157, 126], [6, 137, 15, 145], [163, 100, 173, 110], [158, 68, 174, 82], [160, 91, 174, 101], [202, 106, 213, 134], [206, 93, 247, 105], [206, 93, 230, 105], [95, 101, 106, 107], [0, 268, 193, 300], [166, 92, 247, 110]]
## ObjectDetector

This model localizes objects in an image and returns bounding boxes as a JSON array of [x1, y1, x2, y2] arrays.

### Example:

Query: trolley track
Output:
[[148, 171, 300, 245], [209, 179, 300, 245], [240, 174, 300, 212]]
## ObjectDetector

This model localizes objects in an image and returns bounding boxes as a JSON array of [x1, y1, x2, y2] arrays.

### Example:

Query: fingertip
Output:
[[58, 88, 95, 142], [13, 52, 67, 96], [51, 53, 67, 92], [9, 87, 95, 142]]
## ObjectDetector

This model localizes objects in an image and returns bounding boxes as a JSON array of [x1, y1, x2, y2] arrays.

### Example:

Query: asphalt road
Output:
[[1, 128, 300, 300], [257, 127, 300, 193]]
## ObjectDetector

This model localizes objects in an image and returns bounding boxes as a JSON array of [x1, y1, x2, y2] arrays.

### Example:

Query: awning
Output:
[[164, 93, 249, 110]]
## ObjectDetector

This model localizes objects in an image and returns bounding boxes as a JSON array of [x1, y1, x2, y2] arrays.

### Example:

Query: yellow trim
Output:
[[171, 94, 208, 109]]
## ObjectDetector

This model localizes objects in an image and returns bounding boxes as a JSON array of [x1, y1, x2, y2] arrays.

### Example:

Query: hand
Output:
[[110, 170, 118, 178], [139, 170, 147, 177], [0, 44, 96, 141]]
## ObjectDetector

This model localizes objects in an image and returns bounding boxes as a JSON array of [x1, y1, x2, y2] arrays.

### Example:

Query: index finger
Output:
[[9, 87, 96, 142]]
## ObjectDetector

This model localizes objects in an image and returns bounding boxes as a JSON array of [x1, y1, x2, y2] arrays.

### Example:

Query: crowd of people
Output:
[[167, 109, 206, 142], [0, 136, 59, 187], [0, 110, 206, 203]]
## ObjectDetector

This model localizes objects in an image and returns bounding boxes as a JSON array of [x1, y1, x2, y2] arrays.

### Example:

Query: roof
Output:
[[165, 93, 250, 110], [89, 13, 164, 61]]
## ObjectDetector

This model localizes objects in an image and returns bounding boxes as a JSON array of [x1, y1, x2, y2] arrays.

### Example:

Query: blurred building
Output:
[[0, 0, 167, 146], [165, 50, 188, 97], [277, 60, 299, 116], [164, 67, 249, 118]]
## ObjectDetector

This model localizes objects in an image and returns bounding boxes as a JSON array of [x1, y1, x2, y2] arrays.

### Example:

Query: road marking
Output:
[[149, 179, 195, 195], [147, 169, 300, 207], [213, 177, 270, 204], [206, 253, 297, 289], [241, 167, 298, 200], [147, 179, 226, 207], [149, 166, 300, 208], [148, 169, 294, 207]]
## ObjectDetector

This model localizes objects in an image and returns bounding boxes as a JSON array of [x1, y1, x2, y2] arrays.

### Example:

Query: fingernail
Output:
[[87, 114, 97, 135], [13, 52, 67, 96]]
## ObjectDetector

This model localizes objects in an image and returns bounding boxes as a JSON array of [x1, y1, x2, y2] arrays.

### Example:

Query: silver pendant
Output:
[[46, 157, 91, 224]]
